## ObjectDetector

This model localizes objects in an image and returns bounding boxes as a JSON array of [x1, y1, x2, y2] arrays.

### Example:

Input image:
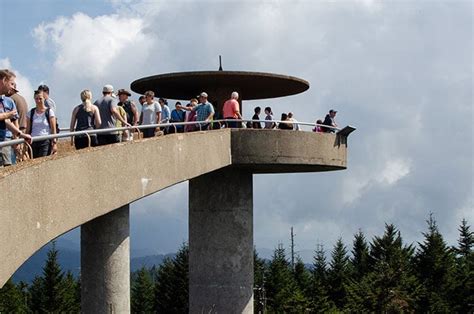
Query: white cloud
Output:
[[379, 158, 411, 185], [18, 0, 473, 253], [0, 58, 34, 101]]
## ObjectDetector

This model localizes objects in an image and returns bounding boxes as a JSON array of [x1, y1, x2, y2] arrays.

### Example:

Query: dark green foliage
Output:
[[346, 224, 421, 312], [25, 242, 80, 313], [327, 238, 350, 309], [153, 243, 189, 313], [309, 244, 334, 312], [254, 248, 267, 313], [414, 213, 454, 312], [451, 219, 474, 312], [0, 279, 27, 313], [350, 229, 370, 280], [265, 244, 305, 312], [131, 267, 154, 313]]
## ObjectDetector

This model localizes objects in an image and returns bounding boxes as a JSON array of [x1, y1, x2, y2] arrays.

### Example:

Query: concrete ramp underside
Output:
[[0, 129, 348, 287]]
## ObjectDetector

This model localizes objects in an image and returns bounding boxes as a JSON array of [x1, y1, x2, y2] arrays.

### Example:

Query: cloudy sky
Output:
[[1, 0, 472, 261]]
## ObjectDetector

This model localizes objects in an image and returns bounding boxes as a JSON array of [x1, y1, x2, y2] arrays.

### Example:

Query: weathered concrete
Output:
[[0, 129, 350, 286], [81, 205, 130, 313], [189, 168, 253, 313]]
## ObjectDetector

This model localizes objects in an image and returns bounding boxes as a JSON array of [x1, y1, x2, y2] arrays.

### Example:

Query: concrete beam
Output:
[[81, 205, 130, 313], [189, 167, 253, 313]]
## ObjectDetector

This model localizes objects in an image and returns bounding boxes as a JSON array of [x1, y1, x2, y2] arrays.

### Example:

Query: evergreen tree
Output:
[[350, 229, 369, 280], [28, 276, 44, 312], [265, 244, 303, 312], [154, 243, 189, 313], [327, 238, 350, 310], [0, 279, 27, 313], [42, 243, 64, 311], [61, 271, 80, 313], [309, 244, 334, 312], [346, 224, 421, 312], [131, 267, 154, 313], [292, 256, 311, 310], [254, 248, 267, 313], [27, 242, 80, 313], [414, 213, 454, 312], [451, 219, 474, 312]]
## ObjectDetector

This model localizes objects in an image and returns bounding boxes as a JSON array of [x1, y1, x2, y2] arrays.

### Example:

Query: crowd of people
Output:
[[0, 68, 339, 166]]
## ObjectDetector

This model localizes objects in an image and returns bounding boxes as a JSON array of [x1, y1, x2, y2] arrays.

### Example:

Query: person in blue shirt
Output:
[[169, 101, 186, 133]]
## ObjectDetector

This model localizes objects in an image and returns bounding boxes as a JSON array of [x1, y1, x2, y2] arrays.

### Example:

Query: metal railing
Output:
[[0, 120, 351, 162]]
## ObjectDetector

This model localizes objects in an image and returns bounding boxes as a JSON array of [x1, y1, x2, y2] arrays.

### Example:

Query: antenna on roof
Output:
[[218, 55, 223, 71]]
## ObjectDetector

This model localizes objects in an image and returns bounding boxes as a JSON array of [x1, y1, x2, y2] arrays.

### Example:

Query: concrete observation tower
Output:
[[0, 62, 354, 313], [130, 65, 345, 312]]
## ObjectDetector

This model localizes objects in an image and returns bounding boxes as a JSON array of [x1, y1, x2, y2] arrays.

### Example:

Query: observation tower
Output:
[[0, 63, 355, 314]]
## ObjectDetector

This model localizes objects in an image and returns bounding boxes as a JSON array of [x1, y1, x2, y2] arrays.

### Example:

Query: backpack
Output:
[[29, 108, 60, 134]]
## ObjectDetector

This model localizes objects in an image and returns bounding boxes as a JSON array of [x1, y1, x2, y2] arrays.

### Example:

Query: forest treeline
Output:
[[0, 215, 472, 313]]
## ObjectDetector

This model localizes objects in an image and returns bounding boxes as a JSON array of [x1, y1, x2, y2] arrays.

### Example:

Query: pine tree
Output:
[[131, 267, 154, 313], [327, 238, 350, 310], [292, 256, 311, 310], [414, 213, 454, 312], [451, 219, 474, 312], [170, 243, 189, 312], [346, 224, 421, 312], [350, 229, 369, 280], [265, 244, 302, 312], [28, 276, 44, 312], [42, 242, 65, 311], [0, 279, 27, 313], [154, 243, 189, 313], [27, 242, 80, 313], [61, 271, 80, 313], [309, 244, 334, 312], [154, 257, 175, 312], [254, 248, 267, 313]]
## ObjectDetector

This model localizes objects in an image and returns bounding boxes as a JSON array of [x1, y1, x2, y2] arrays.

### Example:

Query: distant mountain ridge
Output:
[[12, 238, 315, 283]]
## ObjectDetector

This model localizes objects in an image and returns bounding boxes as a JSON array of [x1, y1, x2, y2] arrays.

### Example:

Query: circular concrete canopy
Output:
[[130, 71, 310, 100]]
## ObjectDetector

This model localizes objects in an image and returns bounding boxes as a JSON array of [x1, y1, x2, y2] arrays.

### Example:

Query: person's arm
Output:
[[111, 107, 130, 126], [155, 112, 162, 125], [131, 102, 139, 126], [205, 112, 214, 122], [93, 106, 102, 129], [6, 120, 32, 144], [70, 106, 78, 132], [49, 115, 58, 154], [0, 110, 17, 121]]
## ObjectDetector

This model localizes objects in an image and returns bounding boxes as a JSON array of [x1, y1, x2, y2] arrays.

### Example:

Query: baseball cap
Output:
[[199, 92, 208, 98], [103, 84, 114, 93], [329, 109, 337, 113]]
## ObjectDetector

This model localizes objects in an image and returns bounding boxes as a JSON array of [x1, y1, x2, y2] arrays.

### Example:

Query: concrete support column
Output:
[[189, 167, 254, 313], [81, 205, 130, 313]]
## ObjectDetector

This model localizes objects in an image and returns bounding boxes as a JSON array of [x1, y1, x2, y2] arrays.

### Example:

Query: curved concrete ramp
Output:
[[0, 129, 348, 287]]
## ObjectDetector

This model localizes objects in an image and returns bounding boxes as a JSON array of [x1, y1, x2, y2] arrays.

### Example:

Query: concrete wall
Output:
[[0, 129, 348, 287]]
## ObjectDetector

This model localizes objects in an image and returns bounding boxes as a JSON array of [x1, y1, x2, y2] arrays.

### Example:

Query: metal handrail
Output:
[[0, 119, 343, 148]]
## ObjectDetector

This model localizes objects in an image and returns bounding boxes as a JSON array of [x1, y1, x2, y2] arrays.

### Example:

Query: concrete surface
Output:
[[81, 205, 130, 313], [0, 129, 349, 287], [189, 168, 253, 313]]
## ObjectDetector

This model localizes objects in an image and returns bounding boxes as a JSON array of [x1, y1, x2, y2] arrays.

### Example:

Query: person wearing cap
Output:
[[117, 89, 139, 126], [94, 84, 130, 145], [322, 109, 338, 133], [37, 84, 56, 112], [178, 92, 214, 130], [222, 91, 242, 128]]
